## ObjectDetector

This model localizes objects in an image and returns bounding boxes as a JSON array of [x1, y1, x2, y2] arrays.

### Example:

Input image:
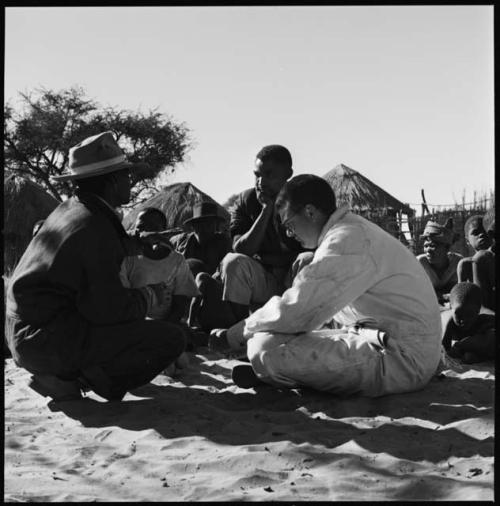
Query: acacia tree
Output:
[[4, 86, 192, 205]]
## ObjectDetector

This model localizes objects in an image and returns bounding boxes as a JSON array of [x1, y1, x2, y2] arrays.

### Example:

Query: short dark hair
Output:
[[138, 207, 167, 230], [256, 145, 293, 172], [450, 282, 482, 308], [464, 215, 484, 235], [275, 174, 337, 216]]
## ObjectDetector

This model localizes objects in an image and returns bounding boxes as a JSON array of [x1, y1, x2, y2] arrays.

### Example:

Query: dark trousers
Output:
[[6, 315, 186, 394]]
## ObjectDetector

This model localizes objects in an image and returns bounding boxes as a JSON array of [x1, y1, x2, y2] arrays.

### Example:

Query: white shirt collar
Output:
[[317, 205, 350, 244]]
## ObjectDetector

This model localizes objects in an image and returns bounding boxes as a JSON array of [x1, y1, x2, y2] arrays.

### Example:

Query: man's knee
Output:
[[247, 332, 279, 364], [195, 271, 215, 292], [220, 252, 255, 279], [186, 258, 207, 278], [247, 332, 298, 388]]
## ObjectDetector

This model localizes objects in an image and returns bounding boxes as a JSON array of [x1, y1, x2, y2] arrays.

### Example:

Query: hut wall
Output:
[[4, 177, 60, 274]]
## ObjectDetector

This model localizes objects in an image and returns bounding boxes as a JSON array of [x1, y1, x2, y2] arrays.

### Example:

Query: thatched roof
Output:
[[322, 164, 414, 216], [122, 182, 230, 232], [4, 174, 60, 273]]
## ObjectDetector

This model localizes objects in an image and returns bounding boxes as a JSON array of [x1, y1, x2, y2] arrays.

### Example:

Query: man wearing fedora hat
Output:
[[170, 201, 231, 277], [416, 218, 463, 305], [5, 131, 187, 402]]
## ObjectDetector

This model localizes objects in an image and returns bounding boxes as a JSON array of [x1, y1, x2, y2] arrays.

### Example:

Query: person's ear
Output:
[[304, 204, 317, 220]]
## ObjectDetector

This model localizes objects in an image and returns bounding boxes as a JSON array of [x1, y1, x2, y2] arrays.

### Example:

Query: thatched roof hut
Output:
[[322, 164, 414, 216], [122, 182, 230, 232], [4, 174, 60, 274]]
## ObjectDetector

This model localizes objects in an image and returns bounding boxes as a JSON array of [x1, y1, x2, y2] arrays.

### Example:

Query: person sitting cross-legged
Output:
[[5, 132, 187, 402], [213, 175, 442, 396], [416, 218, 462, 305], [441, 282, 495, 364]]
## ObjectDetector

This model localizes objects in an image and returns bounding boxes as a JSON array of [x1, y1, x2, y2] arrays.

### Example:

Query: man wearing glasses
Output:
[[218, 174, 442, 397]]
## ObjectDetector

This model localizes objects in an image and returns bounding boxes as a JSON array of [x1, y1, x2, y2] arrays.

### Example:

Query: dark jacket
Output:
[[6, 192, 147, 370]]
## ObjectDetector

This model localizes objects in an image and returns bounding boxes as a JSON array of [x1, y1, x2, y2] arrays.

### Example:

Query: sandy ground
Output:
[[4, 352, 494, 502]]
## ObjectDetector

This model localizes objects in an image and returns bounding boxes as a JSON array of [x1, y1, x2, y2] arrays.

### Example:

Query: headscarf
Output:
[[420, 218, 457, 246]]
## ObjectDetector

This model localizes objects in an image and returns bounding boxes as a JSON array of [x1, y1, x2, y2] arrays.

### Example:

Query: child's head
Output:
[[134, 207, 167, 233], [464, 215, 491, 252], [420, 218, 456, 266], [134, 207, 170, 260], [449, 282, 482, 331]]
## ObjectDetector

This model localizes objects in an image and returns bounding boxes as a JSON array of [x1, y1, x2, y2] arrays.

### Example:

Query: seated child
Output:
[[417, 218, 462, 304], [470, 207, 495, 311], [457, 214, 495, 310], [441, 282, 495, 364], [120, 208, 200, 371]]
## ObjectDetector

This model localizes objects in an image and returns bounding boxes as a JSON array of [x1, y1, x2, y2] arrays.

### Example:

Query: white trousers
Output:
[[246, 327, 441, 397]]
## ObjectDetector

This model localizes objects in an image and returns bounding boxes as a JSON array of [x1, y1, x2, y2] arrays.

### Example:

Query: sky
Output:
[[4, 6, 494, 211]]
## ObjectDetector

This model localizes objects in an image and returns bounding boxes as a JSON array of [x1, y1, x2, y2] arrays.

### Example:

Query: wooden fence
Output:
[[351, 204, 492, 257]]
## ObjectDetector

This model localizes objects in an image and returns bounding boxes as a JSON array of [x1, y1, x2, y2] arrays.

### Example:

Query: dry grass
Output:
[[322, 164, 414, 216]]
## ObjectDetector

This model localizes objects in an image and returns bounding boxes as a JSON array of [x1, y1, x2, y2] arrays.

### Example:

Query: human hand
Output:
[[256, 190, 275, 208]]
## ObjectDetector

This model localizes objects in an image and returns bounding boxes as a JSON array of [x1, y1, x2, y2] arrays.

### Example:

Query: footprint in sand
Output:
[[101, 442, 137, 468], [95, 429, 113, 442]]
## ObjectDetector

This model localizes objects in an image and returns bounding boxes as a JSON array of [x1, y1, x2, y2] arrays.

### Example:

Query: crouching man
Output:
[[5, 132, 186, 402], [216, 175, 442, 397]]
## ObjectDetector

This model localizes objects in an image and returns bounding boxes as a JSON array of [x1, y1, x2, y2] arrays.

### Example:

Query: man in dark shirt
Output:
[[5, 132, 186, 402], [191, 145, 309, 332], [170, 202, 231, 276]]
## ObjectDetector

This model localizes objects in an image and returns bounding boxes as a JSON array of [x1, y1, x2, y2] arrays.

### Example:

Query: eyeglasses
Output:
[[281, 211, 299, 236]]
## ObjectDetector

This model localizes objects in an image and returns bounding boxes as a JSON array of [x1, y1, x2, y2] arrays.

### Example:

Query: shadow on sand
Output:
[[48, 354, 494, 464]]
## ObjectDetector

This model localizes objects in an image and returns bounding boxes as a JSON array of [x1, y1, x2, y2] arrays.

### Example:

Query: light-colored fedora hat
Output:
[[52, 131, 133, 182]]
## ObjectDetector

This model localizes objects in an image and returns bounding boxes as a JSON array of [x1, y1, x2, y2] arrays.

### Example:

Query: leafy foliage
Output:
[[4, 86, 192, 204]]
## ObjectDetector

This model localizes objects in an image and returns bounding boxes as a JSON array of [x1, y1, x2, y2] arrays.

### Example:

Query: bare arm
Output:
[[233, 202, 274, 256], [472, 251, 495, 310]]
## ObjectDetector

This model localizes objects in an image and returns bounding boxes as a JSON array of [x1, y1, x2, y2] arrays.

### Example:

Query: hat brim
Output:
[[184, 215, 225, 226], [51, 161, 134, 182]]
